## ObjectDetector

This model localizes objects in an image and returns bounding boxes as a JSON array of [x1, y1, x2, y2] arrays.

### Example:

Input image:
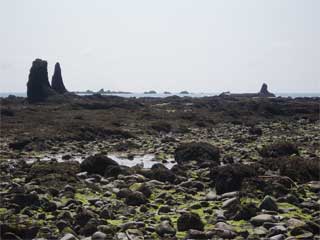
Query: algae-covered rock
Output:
[[212, 164, 256, 195], [174, 142, 220, 165], [260, 141, 299, 158], [177, 212, 204, 231]]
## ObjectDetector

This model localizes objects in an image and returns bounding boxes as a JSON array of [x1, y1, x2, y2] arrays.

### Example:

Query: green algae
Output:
[[0, 207, 7, 215], [108, 219, 124, 227], [278, 202, 312, 221], [240, 197, 259, 205], [176, 231, 186, 239], [74, 188, 100, 204]]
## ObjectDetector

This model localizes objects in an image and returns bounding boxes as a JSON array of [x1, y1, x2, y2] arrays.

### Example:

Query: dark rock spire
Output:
[[27, 59, 56, 102], [51, 62, 68, 94], [259, 83, 275, 97]]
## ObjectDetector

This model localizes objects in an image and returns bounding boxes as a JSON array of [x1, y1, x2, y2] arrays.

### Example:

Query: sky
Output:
[[0, 0, 319, 93]]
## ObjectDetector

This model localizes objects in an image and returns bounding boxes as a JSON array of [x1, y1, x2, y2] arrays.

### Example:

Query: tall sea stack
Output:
[[258, 83, 275, 97], [27, 59, 56, 102], [51, 62, 68, 94]]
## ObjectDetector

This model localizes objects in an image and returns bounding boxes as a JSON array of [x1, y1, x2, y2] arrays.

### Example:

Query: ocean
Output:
[[0, 92, 319, 98]]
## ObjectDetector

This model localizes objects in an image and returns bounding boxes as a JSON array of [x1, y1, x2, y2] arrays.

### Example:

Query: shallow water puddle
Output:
[[108, 153, 176, 169], [23, 152, 176, 169]]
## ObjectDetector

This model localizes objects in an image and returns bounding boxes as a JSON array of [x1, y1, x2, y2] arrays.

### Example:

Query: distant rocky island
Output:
[[74, 89, 132, 95], [219, 83, 275, 98], [144, 90, 157, 94]]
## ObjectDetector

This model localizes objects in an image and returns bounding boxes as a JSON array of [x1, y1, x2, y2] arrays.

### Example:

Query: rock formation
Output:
[[27, 59, 56, 102], [51, 62, 67, 94], [258, 83, 275, 97], [219, 83, 275, 98]]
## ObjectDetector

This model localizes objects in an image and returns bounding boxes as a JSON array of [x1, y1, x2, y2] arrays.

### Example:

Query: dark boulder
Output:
[[11, 193, 40, 208], [155, 220, 176, 237], [262, 156, 320, 183], [125, 191, 148, 206], [150, 121, 172, 133], [104, 165, 131, 178], [0, 108, 14, 117], [174, 142, 220, 165], [74, 208, 96, 227], [211, 164, 257, 195], [80, 154, 118, 176], [27, 59, 56, 102], [0, 224, 39, 240], [150, 163, 176, 183], [233, 202, 259, 221], [51, 62, 68, 94], [249, 126, 263, 136], [260, 141, 299, 158], [9, 138, 31, 150], [177, 212, 204, 231], [27, 161, 80, 189]]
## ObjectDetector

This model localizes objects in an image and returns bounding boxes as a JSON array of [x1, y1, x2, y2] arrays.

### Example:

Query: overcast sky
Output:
[[0, 0, 319, 93]]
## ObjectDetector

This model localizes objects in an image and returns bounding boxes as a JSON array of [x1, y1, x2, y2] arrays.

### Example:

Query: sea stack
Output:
[[51, 62, 68, 94], [258, 83, 275, 97], [27, 59, 56, 102]]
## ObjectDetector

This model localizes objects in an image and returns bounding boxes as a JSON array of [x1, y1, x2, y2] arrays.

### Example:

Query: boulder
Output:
[[27, 59, 56, 102], [80, 154, 119, 176], [177, 212, 204, 231], [155, 221, 176, 237], [150, 163, 176, 183], [11, 193, 40, 207], [125, 191, 148, 206], [259, 195, 278, 212], [260, 141, 299, 158], [211, 164, 256, 195], [27, 161, 80, 189], [174, 142, 220, 165], [51, 62, 68, 94], [104, 165, 131, 178]]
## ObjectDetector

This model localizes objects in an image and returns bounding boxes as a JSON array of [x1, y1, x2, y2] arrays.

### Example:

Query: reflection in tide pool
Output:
[[108, 154, 176, 169], [24, 153, 176, 169]]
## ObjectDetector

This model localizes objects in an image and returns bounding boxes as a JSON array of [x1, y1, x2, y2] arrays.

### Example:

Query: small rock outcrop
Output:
[[258, 83, 275, 97], [51, 62, 68, 94], [27, 59, 56, 102]]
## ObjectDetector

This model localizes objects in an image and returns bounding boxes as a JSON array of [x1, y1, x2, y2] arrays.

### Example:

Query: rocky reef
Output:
[[51, 62, 68, 94], [0, 92, 319, 239], [220, 83, 275, 98]]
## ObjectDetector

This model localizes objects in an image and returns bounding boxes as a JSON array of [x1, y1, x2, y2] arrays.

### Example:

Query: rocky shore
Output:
[[1, 92, 319, 240], [1, 59, 320, 239]]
